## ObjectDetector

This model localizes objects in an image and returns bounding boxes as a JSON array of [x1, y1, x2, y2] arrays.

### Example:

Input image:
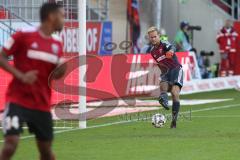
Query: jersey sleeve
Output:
[[216, 31, 224, 44], [161, 40, 175, 52], [57, 42, 65, 65], [2, 31, 23, 56]]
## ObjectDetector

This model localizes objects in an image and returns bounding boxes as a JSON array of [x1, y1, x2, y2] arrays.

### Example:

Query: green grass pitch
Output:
[[1, 89, 240, 160]]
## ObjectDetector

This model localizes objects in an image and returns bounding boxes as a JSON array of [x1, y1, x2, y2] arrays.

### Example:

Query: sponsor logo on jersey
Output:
[[31, 42, 38, 49], [156, 55, 166, 62]]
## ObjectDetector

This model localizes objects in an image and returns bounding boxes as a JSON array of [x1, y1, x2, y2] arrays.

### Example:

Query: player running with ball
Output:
[[147, 27, 183, 128]]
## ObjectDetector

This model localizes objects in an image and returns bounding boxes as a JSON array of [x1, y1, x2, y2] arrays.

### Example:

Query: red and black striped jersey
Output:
[[150, 40, 181, 73]]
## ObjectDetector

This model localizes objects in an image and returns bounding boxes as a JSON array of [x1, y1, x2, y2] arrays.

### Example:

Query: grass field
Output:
[[1, 89, 240, 160]]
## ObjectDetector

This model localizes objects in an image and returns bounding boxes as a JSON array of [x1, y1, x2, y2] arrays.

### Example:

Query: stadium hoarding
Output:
[[49, 52, 202, 103], [181, 76, 240, 94], [0, 52, 235, 109], [0, 52, 239, 111], [0, 21, 112, 55], [61, 21, 112, 55]]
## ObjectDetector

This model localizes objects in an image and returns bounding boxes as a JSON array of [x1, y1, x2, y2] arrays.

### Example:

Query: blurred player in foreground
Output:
[[0, 2, 66, 160], [147, 27, 183, 128]]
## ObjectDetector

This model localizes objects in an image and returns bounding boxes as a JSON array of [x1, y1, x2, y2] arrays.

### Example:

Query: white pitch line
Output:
[[191, 115, 240, 118], [0, 103, 239, 143]]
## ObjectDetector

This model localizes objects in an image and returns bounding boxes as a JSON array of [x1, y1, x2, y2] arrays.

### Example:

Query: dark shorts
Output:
[[160, 67, 183, 89], [2, 102, 53, 141]]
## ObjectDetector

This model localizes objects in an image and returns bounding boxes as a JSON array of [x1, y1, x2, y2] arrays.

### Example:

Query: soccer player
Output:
[[0, 2, 66, 160], [147, 27, 183, 128]]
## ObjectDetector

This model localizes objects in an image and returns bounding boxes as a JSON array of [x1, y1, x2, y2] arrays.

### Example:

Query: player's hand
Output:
[[166, 51, 174, 58], [20, 70, 38, 84]]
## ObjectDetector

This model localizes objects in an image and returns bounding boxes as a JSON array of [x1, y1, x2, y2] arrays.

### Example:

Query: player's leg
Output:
[[0, 135, 19, 160], [228, 52, 235, 76], [26, 110, 55, 160], [169, 67, 183, 128], [170, 85, 181, 128], [158, 71, 170, 110], [159, 81, 170, 110], [0, 103, 24, 160], [219, 52, 228, 77], [36, 140, 55, 160]]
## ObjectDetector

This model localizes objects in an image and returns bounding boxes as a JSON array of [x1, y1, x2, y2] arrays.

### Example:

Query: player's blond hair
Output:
[[147, 26, 160, 35]]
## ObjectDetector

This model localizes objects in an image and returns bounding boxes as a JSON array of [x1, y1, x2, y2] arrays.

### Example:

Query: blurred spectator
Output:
[[174, 21, 193, 52], [160, 28, 168, 41], [140, 35, 151, 53], [216, 19, 238, 76], [197, 50, 217, 79]]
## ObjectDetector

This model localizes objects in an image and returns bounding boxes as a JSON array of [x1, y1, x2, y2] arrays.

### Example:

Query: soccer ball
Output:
[[151, 113, 167, 128]]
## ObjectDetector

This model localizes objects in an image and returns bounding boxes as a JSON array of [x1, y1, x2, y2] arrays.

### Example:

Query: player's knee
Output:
[[39, 145, 53, 160], [2, 141, 18, 157], [171, 90, 180, 101], [160, 82, 169, 92], [172, 94, 179, 102], [160, 87, 168, 92], [40, 150, 52, 160]]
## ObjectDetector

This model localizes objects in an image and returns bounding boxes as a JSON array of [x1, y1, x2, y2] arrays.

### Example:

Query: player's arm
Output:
[[216, 31, 223, 44], [50, 60, 67, 80], [0, 50, 38, 84], [0, 50, 23, 80], [0, 32, 38, 84], [162, 40, 175, 58]]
